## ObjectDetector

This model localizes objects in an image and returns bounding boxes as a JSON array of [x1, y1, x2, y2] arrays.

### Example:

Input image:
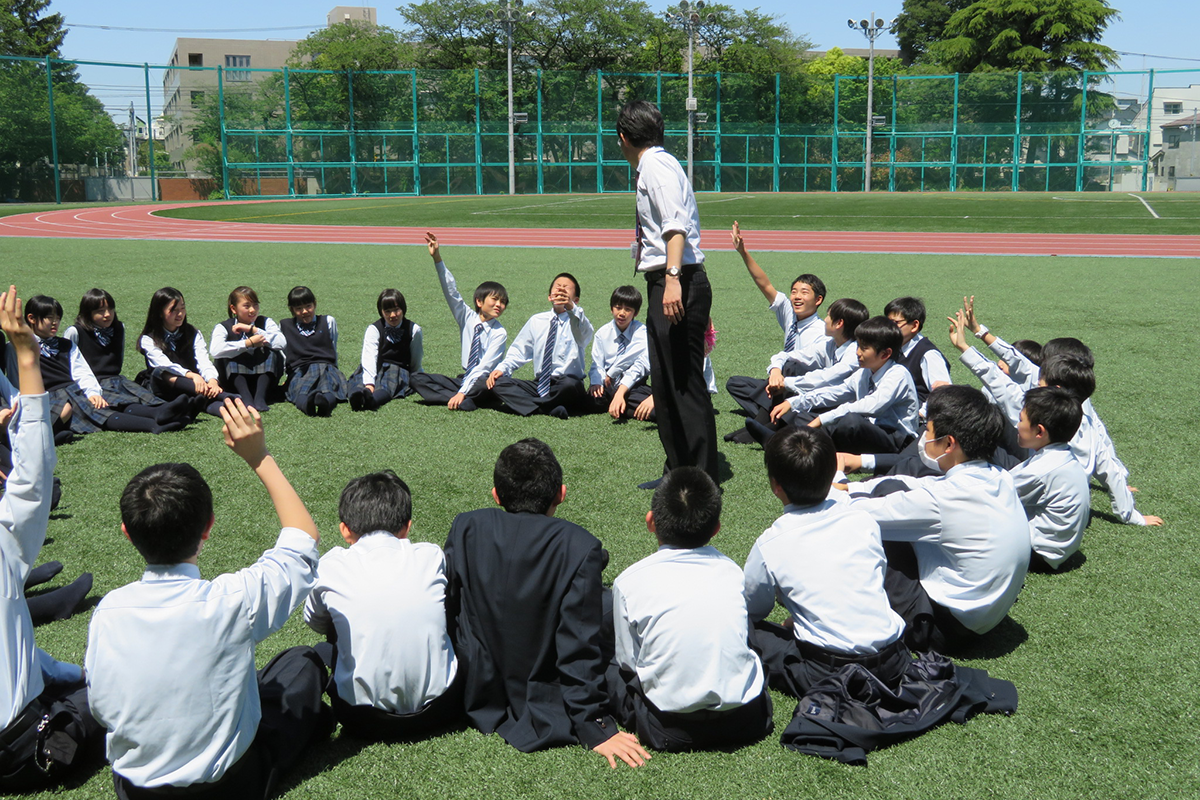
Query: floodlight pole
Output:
[[667, 1, 711, 186], [489, 0, 534, 195], [848, 13, 892, 193]]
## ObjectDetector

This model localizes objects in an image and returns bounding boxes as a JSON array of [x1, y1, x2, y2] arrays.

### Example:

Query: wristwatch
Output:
[[665, 266, 682, 278]]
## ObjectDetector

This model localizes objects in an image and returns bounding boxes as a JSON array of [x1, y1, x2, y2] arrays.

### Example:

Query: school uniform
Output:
[[1010, 443, 1090, 569], [86, 528, 329, 799], [304, 534, 460, 738], [0, 394, 103, 790], [279, 316, 348, 412], [743, 499, 910, 696], [33, 335, 113, 434], [411, 260, 507, 408], [210, 316, 285, 379], [849, 461, 1032, 650], [65, 323, 165, 410], [783, 337, 860, 395], [443, 508, 618, 753], [136, 326, 221, 397], [586, 319, 652, 417], [726, 305, 832, 417], [895, 333, 951, 406], [347, 318, 423, 406], [608, 545, 772, 752], [488, 306, 593, 416]]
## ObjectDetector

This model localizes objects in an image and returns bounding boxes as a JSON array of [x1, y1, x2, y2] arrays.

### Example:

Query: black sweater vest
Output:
[[156, 325, 200, 373], [73, 322, 125, 379], [38, 338, 75, 392], [373, 318, 414, 371], [219, 316, 271, 368], [281, 316, 336, 371], [895, 336, 949, 404]]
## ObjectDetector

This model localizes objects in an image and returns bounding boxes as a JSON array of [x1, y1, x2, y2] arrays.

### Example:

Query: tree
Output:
[[924, 0, 1119, 74], [289, 19, 416, 71], [893, 0, 974, 65], [0, 0, 64, 57]]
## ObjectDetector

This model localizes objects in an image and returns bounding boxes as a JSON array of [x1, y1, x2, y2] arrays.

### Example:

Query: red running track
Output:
[[3, 201, 1199, 257]]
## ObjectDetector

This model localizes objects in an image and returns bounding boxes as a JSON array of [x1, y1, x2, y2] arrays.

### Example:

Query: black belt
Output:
[[796, 638, 906, 670]]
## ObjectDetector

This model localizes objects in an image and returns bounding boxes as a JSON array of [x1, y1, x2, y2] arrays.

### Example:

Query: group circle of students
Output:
[[0, 216, 1165, 794]]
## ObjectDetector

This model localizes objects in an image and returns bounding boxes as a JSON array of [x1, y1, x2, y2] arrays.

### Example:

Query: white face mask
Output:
[[918, 431, 951, 473]]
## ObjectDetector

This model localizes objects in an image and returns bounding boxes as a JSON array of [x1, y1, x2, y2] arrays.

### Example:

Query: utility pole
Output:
[[847, 13, 894, 193], [666, 1, 713, 185], [488, 0, 536, 195]]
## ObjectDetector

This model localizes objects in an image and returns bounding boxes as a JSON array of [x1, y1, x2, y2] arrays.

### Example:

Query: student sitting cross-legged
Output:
[[608, 467, 773, 752], [586, 285, 652, 420], [305, 470, 462, 739], [86, 398, 332, 800]]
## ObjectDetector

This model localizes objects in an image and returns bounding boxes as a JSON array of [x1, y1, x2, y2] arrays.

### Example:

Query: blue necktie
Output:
[[537, 317, 559, 397], [616, 331, 628, 357], [784, 319, 800, 352], [466, 323, 484, 373]]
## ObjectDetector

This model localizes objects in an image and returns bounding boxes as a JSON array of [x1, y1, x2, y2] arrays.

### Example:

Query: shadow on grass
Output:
[[944, 616, 1028, 660], [1028, 550, 1087, 575]]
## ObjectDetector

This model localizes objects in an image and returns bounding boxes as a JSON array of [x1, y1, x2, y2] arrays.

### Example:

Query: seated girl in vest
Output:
[[210, 286, 286, 412], [279, 286, 348, 416], [347, 289, 423, 412], [135, 286, 233, 418]]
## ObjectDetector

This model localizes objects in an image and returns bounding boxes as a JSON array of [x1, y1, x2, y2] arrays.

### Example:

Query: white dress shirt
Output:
[[304, 534, 457, 714], [849, 461, 1032, 634], [768, 309, 835, 376], [588, 319, 648, 389], [1010, 443, 1091, 568], [209, 317, 286, 361], [496, 307, 594, 380], [633, 147, 703, 271], [792, 360, 920, 440], [743, 500, 905, 655], [613, 546, 764, 714], [785, 339, 859, 395], [2, 394, 79, 728], [86, 527, 319, 788], [434, 260, 506, 393], [139, 330, 220, 382], [359, 321, 424, 387]]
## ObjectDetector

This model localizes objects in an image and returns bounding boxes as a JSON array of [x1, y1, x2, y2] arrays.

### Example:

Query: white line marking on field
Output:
[[1127, 193, 1160, 219], [471, 197, 610, 215], [698, 194, 754, 205], [1050, 196, 1129, 203]]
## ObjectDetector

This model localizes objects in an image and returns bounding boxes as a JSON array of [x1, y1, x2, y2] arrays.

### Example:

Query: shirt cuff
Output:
[[276, 526, 319, 559], [12, 392, 50, 425], [575, 715, 620, 750]]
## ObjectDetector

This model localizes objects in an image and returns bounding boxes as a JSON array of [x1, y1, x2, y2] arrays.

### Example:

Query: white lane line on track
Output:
[[1127, 193, 1160, 219]]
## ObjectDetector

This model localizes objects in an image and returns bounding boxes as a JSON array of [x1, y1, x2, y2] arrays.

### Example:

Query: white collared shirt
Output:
[[849, 461, 1032, 634], [633, 147, 703, 272], [1010, 443, 1090, 568], [433, 260, 507, 393], [794, 360, 920, 440], [785, 338, 859, 394], [139, 330, 220, 382], [588, 319, 648, 389], [496, 307, 594, 380], [768, 310, 835, 375], [901, 334, 951, 390], [359, 321, 424, 387], [744, 500, 905, 655], [305, 534, 457, 714], [613, 546, 764, 714], [30, 334, 103, 398], [209, 317, 286, 361], [86, 528, 319, 788]]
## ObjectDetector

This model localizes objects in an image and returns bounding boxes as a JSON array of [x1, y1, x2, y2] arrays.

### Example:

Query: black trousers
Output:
[[724, 375, 773, 417], [488, 376, 586, 417], [783, 410, 912, 455], [750, 620, 912, 697], [114, 646, 331, 800], [585, 382, 654, 419], [645, 267, 718, 481], [0, 682, 104, 792], [604, 663, 773, 752], [882, 540, 980, 652], [411, 373, 489, 406]]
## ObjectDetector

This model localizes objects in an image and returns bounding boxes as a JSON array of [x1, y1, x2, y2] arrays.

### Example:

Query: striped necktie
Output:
[[537, 316, 559, 397], [466, 323, 484, 373], [616, 331, 628, 356], [784, 318, 800, 351]]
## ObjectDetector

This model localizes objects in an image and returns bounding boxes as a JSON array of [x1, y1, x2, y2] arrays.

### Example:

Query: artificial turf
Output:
[[0, 231, 1196, 799]]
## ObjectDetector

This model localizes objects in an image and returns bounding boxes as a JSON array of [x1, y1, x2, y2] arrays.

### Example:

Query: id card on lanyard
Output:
[[631, 172, 643, 269]]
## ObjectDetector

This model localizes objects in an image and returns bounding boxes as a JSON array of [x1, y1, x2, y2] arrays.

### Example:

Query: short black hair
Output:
[[377, 288, 406, 316], [25, 295, 62, 321], [616, 100, 665, 148], [494, 438, 562, 515], [609, 285, 643, 315], [1042, 337, 1094, 369], [120, 463, 213, 565], [884, 296, 927, 329], [925, 385, 1005, 461], [287, 286, 316, 309], [550, 272, 580, 301], [474, 280, 509, 310], [1040, 355, 1095, 401], [1011, 339, 1043, 367], [75, 288, 117, 331], [791, 274, 827, 304], [827, 298, 869, 339], [764, 426, 837, 507], [1023, 386, 1083, 444], [339, 470, 412, 536], [651, 467, 721, 548], [854, 316, 902, 360]]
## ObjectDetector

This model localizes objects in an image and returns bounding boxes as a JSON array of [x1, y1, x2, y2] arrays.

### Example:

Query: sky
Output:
[[44, 0, 1200, 119]]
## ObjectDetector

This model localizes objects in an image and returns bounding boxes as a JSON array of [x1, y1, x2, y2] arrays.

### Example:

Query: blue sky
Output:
[[46, 0, 1200, 118]]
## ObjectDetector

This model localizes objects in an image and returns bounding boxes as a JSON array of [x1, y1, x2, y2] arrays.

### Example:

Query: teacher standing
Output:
[[617, 100, 718, 487]]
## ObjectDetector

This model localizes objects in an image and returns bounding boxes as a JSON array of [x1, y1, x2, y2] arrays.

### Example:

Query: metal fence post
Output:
[[347, 69, 357, 195], [595, 69, 603, 193], [832, 75, 840, 193], [537, 69, 544, 194], [773, 73, 780, 192], [412, 70, 421, 197], [1076, 71, 1089, 192], [950, 72, 960, 191], [1142, 69, 1155, 191], [475, 69, 483, 195], [284, 67, 295, 197], [143, 63, 157, 200], [44, 56, 61, 204], [1012, 71, 1023, 192], [218, 65, 229, 198], [714, 72, 722, 192]]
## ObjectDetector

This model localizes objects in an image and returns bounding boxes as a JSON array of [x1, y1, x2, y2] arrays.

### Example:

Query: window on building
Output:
[[190, 91, 205, 107], [225, 55, 251, 82], [1167, 131, 1180, 149], [188, 53, 203, 67], [1168, 166, 1176, 178], [1164, 102, 1183, 114]]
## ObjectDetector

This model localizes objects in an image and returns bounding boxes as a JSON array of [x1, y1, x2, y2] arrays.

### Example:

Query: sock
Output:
[[233, 375, 253, 405], [301, 393, 318, 416], [314, 393, 336, 416], [103, 412, 158, 433], [370, 387, 392, 408], [204, 399, 226, 417], [26, 573, 93, 624], [251, 374, 272, 410], [25, 561, 63, 589]]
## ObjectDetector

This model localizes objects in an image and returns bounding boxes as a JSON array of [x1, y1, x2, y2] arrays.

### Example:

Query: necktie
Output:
[[537, 317, 559, 397], [616, 331, 628, 357], [297, 321, 317, 337], [164, 329, 181, 351], [785, 319, 800, 352], [39, 338, 58, 359], [94, 326, 114, 347], [633, 171, 644, 265], [466, 323, 484, 373]]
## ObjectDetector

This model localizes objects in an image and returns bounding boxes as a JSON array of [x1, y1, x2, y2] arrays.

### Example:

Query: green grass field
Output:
[[1, 207, 1198, 798]]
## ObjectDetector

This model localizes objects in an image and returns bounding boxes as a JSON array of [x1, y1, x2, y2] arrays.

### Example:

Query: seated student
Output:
[[484, 274, 594, 419], [846, 385, 1032, 652], [884, 296, 951, 407], [211, 286, 286, 412], [86, 398, 331, 799], [443, 438, 649, 768], [279, 286, 348, 417], [0, 287, 104, 791], [747, 316, 919, 456], [725, 222, 832, 427], [744, 426, 911, 696], [348, 289, 423, 412], [135, 287, 232, 418], [305, 470, 460, 739], [608, 467, 772, 752], [627, 353, 718, 423], [765, 297, 870, 423], [587, 285, 652, 419], [411, 232, 508, 412]]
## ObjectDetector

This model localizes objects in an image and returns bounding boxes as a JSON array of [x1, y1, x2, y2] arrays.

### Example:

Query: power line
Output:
[[65, 23, 323, 34], [1116, 50, 1200, 64]]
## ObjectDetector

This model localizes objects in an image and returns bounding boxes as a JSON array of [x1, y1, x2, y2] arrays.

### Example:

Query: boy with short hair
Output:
[[587, 286, 652, 419], [847, 385, 1031, 652], [443, 438, 649, 768], [748, 316, 920, 456], [411, 232, 508, 412], [86, 398, 330, 799], [608, 467, 772, 752], [884, 296, 951, 404], [484, 274, 594, 419], [745, 426, 910, 695], [305, 470, 460, 739], [769, 297, 870, 413]]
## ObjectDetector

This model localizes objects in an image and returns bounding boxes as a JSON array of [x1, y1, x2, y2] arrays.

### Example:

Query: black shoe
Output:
[[746, 418, 779, 446], [50, 476, 62, 510], [638, 478, 663, 490], [313, 393, 334, 416], [724, 426, 755, 444], [548, 405, 569, 420], [349, 390, 366, 411]]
